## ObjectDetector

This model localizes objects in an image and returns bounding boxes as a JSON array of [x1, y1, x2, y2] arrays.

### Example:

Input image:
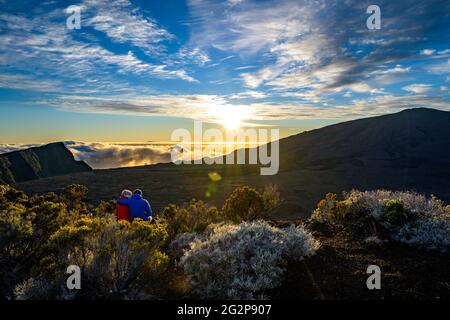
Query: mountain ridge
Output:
[[0, 142, 92, 184]]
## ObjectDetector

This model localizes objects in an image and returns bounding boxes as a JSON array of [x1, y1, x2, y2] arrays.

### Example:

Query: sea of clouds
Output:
[[0, 142, 174, 169]]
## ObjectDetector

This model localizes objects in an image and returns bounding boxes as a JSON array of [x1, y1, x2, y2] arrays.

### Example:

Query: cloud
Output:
[[0, 144, 42, 154], [45, 90, 450, 123], [188, 0, 449, 102], [64, 141, 172, 169], [0, 0, 448, 124], [402, 84, 432, 94], [0, 2, 197, 95], [421, 49, 436, 56], [234, 66, 256, 71], [175, 47, 210, 66], [50, 94, 231, 121], [241, 66, 284, 88], [0, 73, 63, 92], [270, 34, 337, 65], [0, 141, 173, 169], [372, 65, 411, 84], [228, 91, 268, 99], [81, 0, 173, 56], [188, 0, 316, 55], [228, 0, 244, 6], [426, 59, 450, 75]]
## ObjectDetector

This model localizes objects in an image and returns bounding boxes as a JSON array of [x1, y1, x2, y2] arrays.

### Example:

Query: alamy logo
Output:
[[171, 121, 279, 175], [366, 5, 381, 30], [366, 265, 381, 290], [66, 265, 81, 290], [65, 5, 81, 30]]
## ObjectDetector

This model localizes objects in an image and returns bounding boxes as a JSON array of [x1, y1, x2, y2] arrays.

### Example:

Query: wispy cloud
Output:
[[81, 0, 173, 56], [0, 0, 449, 128], [402, 84, 432, 94], [0, 1, 197, 96], [47, 94, 233, 123], [188, 0, 449, 103], [426, 59, 450, 75], [421, 49, 436, 56], [228, 91, 268, 99], [44, 91, 450, 123], [0, 73, 63, 92]]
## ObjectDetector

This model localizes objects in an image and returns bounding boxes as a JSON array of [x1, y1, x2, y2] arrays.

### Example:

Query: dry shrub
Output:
[[313, 190, 450, 252], [179, 220, 319, 299]]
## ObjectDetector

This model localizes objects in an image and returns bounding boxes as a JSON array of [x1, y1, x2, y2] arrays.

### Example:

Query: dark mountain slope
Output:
[[0, 142, 91, 183], [17, 108, 450, 219], [279, 107, 450, 170]]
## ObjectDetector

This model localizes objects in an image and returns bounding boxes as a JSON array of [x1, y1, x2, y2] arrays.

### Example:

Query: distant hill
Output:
[[0, 142, 91, 183], [17, 108, 450, 219]]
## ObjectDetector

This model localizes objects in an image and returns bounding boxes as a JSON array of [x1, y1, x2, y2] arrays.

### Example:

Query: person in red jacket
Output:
[[116, 189, 132, 221]]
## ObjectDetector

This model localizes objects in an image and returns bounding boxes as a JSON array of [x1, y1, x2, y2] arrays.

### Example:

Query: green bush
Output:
[[0, 185, 28, 208], [262, 184, 280, 212], [1, 184, 170, 299], [93, 200, 116, 217], [384, 199, 409, 225], [0, 187, 71, 299], [0, 208, 34, 298], [221, 186, 265, 223], [62, 184, 89, 212], [312, 193, 349, 222], [27, 216, 169, 299], [161, 199, 219, 241]]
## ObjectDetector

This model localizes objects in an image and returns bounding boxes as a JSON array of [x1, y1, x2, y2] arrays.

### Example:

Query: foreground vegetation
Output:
[[0, 183, 448, 300], [312, 190, 450, 252]]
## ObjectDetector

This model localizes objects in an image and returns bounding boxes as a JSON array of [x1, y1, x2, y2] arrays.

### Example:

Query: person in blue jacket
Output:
[[116, 189, 153, 221]]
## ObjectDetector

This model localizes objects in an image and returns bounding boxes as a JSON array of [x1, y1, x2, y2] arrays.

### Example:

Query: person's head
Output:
[[121, 189, 133, 198], [133, 189, 143, 196]]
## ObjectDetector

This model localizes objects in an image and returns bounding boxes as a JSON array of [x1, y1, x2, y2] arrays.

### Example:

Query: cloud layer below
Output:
[[0, 142, 173, 169]]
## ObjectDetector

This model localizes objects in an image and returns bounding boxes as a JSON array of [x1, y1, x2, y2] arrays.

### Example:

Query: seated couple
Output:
[[116, 189, 154, 222]]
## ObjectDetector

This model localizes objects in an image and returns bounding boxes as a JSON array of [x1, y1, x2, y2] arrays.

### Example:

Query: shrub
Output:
[[0, 184, 174, 300], [169, 231, 207, 261], [63, 184, 88, 201], [312, 193, 349, 222], [179, 220, 319, 299], [221, 186, 265, 223], [313, 190, 450, 252], [384, 199, 409, 225], [14, 278, 73, 300], [0, 208, 34, 298], [393, 218, 450, 252], [93, 200, 116, 217], [262, 184, 280, 212], [364, 236, 383, 246], [0, 188, 71, 299], [1, 186, 27, 204], [160, 199, 220, 241], [27, 216, 169, 299], [62, 184, 89, 212]]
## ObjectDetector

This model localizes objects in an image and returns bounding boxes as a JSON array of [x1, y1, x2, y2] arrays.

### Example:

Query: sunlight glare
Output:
[[217, 105, 249, 130]]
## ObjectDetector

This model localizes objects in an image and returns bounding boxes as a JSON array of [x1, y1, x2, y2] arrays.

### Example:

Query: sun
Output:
[[217, 105, 248, 130], [221, 111, 242, 130]]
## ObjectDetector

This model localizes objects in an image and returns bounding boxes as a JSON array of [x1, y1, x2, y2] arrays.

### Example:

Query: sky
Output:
[[0, 0, 449, 168]]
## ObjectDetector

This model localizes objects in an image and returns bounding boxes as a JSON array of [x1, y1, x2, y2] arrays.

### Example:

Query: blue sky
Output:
[[0, 0, 449, 166]]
